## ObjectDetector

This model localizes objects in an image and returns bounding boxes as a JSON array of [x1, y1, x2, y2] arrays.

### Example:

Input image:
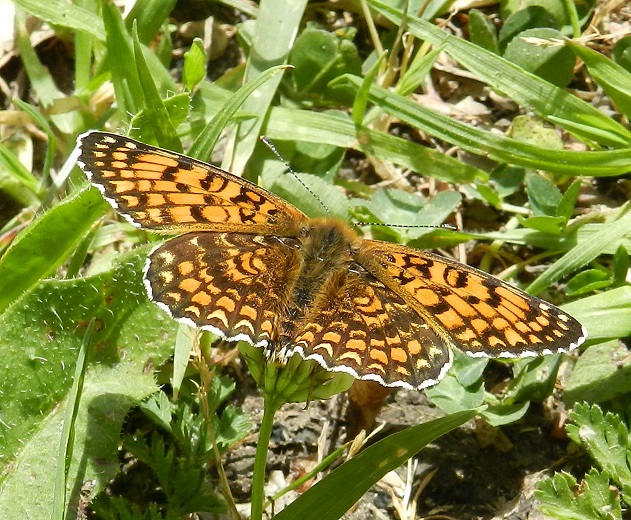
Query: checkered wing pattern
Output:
[[291, 265, 452, 389], [357, 241, 587, 358], [145, 231, 301, 347], [77, 132, 307, 235]]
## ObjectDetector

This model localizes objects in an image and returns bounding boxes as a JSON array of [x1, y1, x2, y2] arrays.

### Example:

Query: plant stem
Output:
[[250, 397, 279, 520]]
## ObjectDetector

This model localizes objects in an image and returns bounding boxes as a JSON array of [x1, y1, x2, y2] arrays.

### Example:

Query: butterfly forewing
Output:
[[77, 132, 307, 235], [357, 240, 587, 358]]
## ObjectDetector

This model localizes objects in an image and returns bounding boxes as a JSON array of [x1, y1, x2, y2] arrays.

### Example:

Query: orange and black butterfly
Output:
[[77, 131, 586, 390]]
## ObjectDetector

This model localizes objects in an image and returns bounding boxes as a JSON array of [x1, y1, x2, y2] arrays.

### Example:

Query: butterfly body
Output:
[[77, 131, 587, 390]]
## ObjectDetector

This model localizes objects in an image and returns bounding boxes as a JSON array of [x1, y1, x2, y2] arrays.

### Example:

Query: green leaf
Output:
[[557, 179, 581, 221], [482, 401, 530, 427], [124, 0, 177, 45], [0, 364, 159, 520], [509, 115, 563, 150], [274, 410, 477, 520], [566, 269, 612, 295], [193, 84, 488, 183], [527, 211, 631, 295], [172, 323, 196, 398], [498, 6, 560, 52], [102, 1, 143, 116], [51, 319, 92, 520], [12, 0, 105, 41], [504, 29, 577, 87], [612, 36, 631, 72], [425, 351, 487, 414], [468, 10, 499, 54], [130, 93, 191, 144], [15, 11, 80, 134], [519, 215, 567, 234], [0, 186, 107, 313], [489, 164, 526, 198], [288, 23, 361, 104], [568, 40, 631, 119], [503, 355, 562, 403], [230, 0, 308, 180], [342, 75, 631, 176], [526, 172, 562, 216], [0, 247, 175, 466], [182, 38, 207, 91], [0, 140, 39, 195], [131, 23, 181, 151], [612, 244, 629, 286], [562, 286, 631, 343], [188, 65, 289, 161], [564, 341, 631, 406], [262, 170, 349, 219]]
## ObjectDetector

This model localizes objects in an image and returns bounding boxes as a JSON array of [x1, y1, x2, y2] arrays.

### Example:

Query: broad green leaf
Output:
[[562, 287, 631, 343], [564, 341, 631, 406], [0, 186, 107, 313], [0, 248, 177, 515], [504, 29, 575, 87], [498, 6, 560, 52], [469, 10, 499, 54], [0, 364, 159, 520]]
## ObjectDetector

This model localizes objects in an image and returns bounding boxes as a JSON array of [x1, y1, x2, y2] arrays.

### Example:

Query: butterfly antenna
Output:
[[355, 221, 458, 230], [260, 136, 330, 216]]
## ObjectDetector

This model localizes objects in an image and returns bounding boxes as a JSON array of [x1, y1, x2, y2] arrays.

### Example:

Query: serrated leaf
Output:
[[536, 469, 621, 520], [567, 403, 631, 498]]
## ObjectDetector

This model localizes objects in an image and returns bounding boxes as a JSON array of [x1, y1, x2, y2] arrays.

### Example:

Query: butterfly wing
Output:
[[289, 265, 452, 389], [77, 131, 307, 235], [145, 231, 303, 346], [356, 241, 587, 358]]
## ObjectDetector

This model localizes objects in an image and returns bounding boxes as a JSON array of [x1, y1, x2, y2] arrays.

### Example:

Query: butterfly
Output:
[[77, 131, 586, 390]]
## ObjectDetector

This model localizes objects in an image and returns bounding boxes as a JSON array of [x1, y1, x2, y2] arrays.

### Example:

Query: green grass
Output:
[[1, 0, 631, 518]]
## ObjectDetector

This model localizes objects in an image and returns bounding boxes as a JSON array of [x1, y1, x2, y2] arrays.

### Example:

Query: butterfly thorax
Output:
[[276, 218, 361, 352]]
